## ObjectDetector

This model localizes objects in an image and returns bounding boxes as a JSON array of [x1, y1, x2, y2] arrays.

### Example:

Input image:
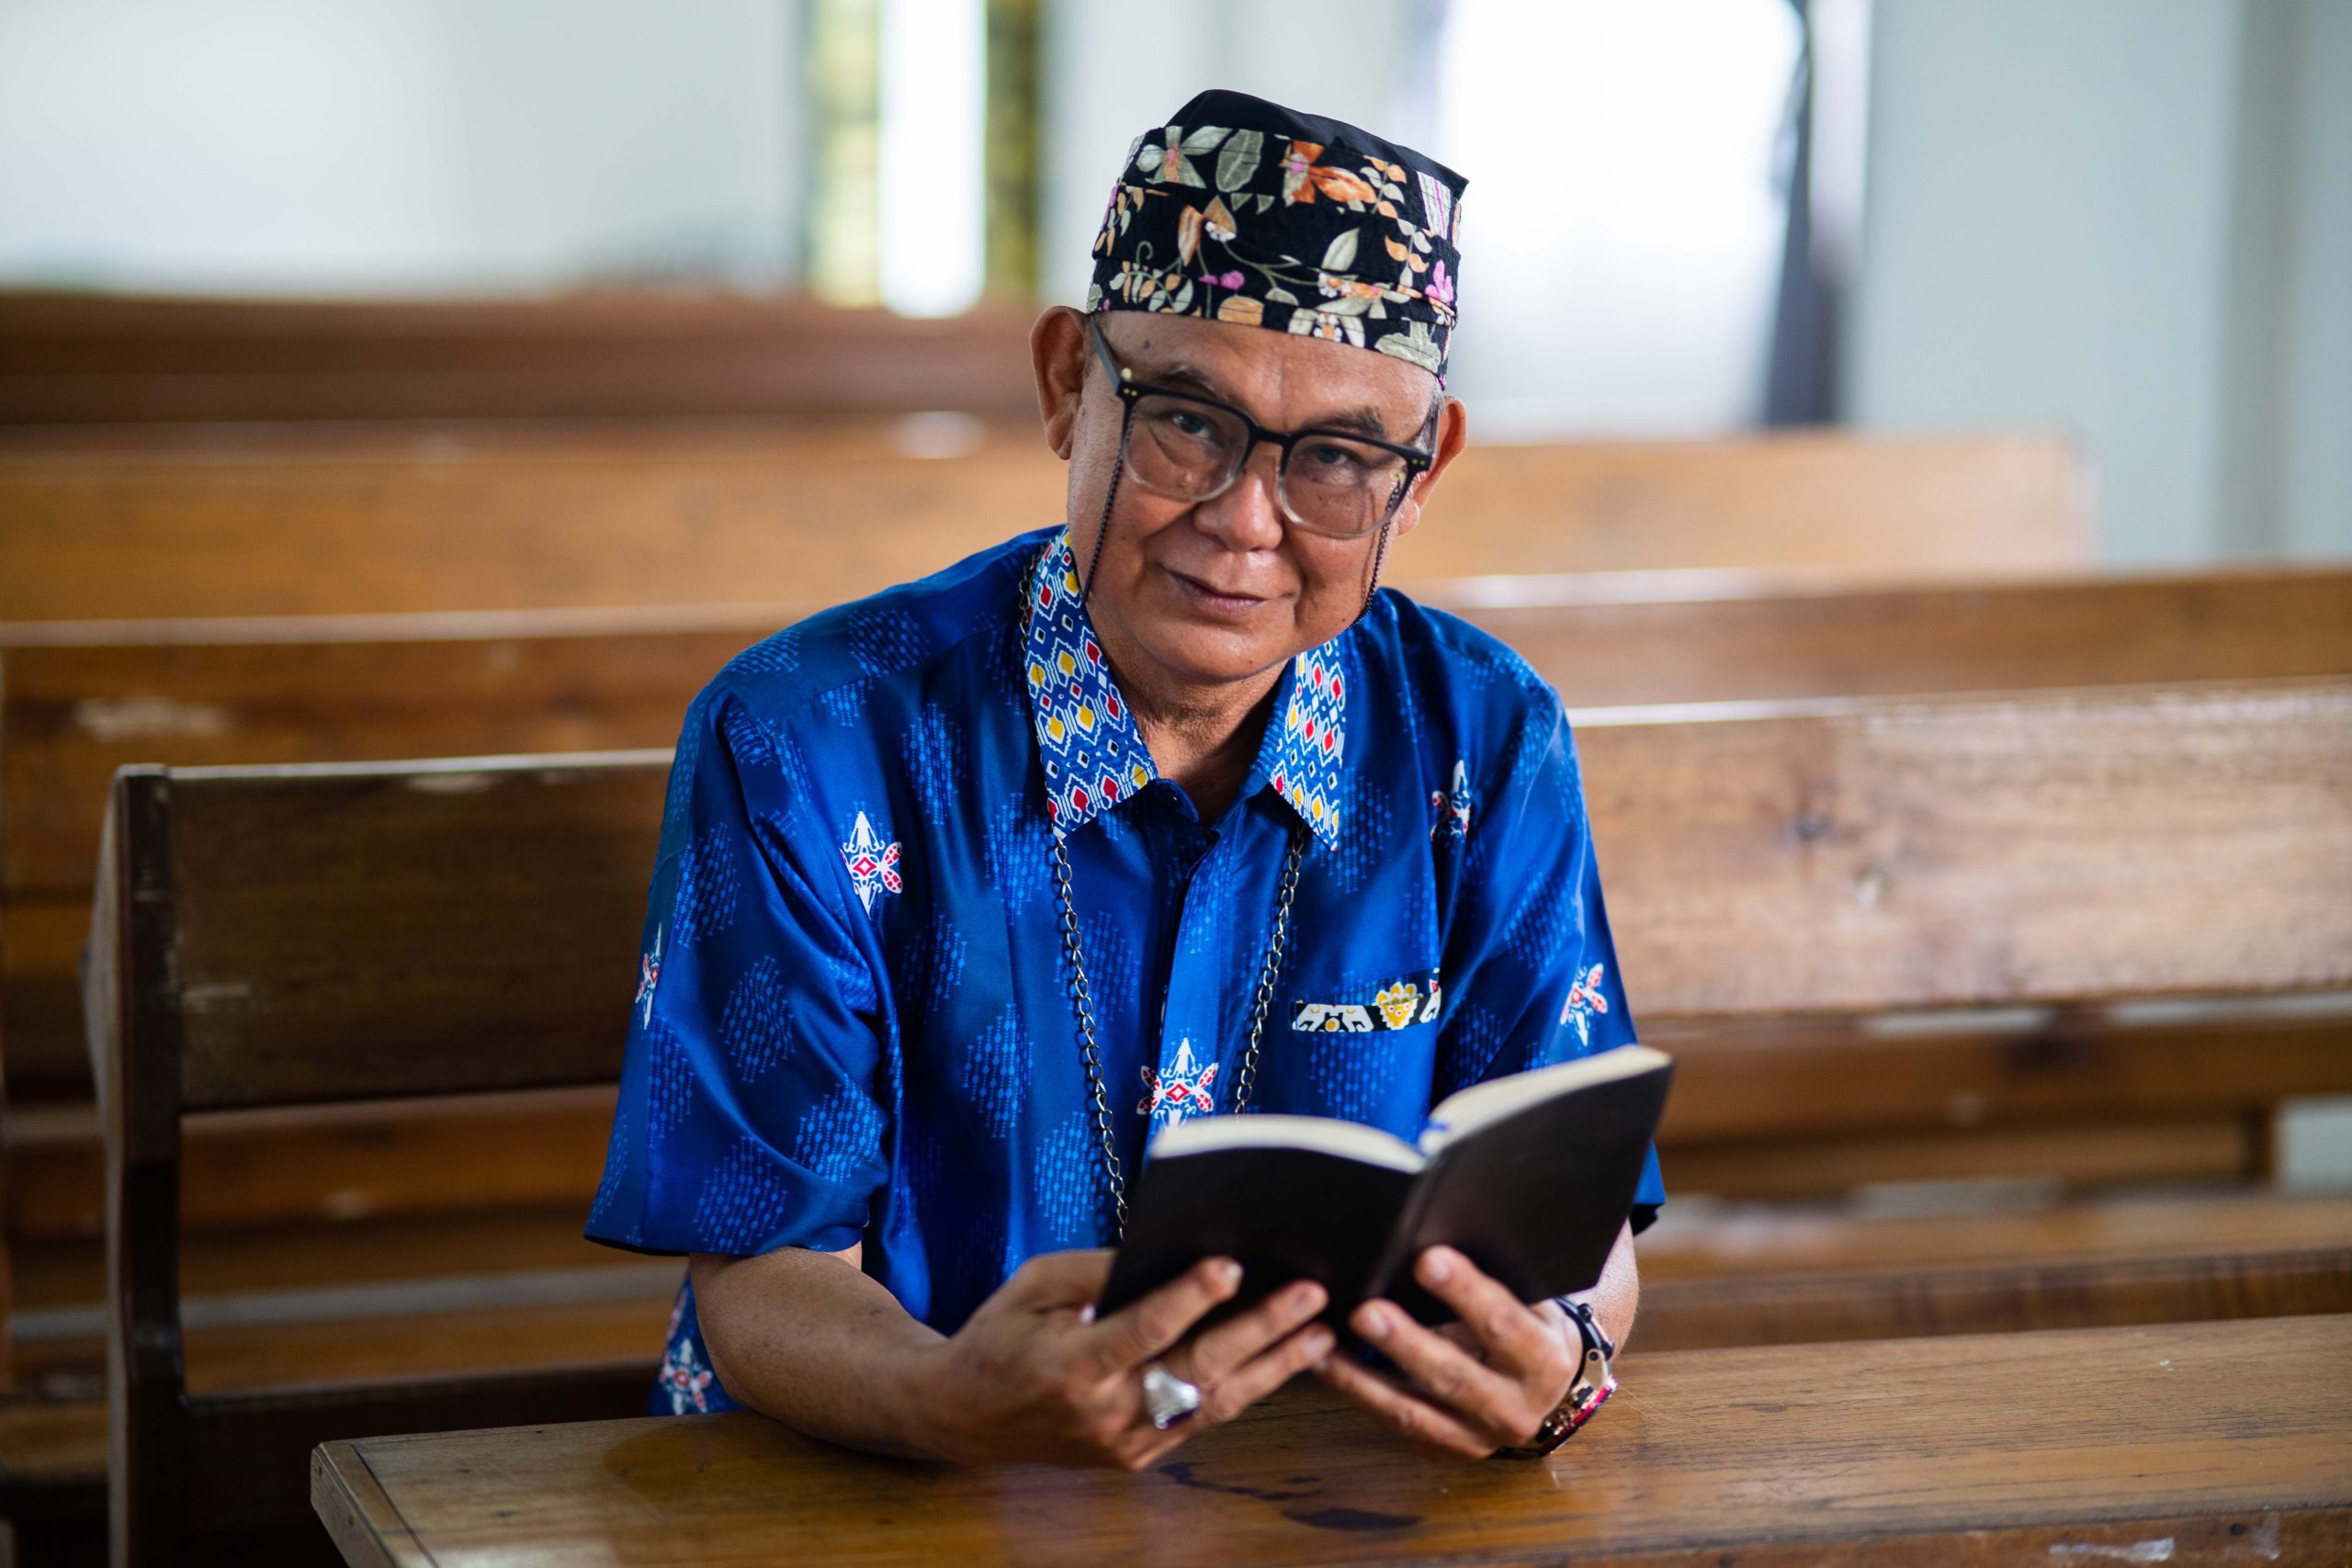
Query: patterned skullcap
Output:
[[1087, 88, 1466, 382]]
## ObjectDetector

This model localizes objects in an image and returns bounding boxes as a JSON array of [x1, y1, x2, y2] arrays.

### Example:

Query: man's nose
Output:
[[1192, 439, 1287, 551]]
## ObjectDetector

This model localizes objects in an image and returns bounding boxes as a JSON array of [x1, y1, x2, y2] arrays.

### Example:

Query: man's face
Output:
[[1035, 308, 1465, 699]]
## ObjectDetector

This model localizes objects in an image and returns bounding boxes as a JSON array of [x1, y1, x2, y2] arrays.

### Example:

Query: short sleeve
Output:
[[1433, 694, 1666, 1235], [586, 686, 891, 1258]]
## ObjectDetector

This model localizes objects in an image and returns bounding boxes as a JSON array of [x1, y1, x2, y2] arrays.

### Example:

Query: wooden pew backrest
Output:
[[1422, 430, 2092, 576], [1586, 678, 2352, 1016], [0, 290, 1043, 426], [0, 427, 2089, 621], [11, 565, 2352, 1102], [88, 674, 2352, 1108]]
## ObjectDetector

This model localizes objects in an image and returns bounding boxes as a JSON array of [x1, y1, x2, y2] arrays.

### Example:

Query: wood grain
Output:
[[0, 422, 1063, 621], [1634, 1190, 2352, 1348], [0, 289, 1044, 425], [110, 678, 2352, 1106], [165, 754, 665, 1110], [11, 565, 2346, 901], [1583, 680, 2352, 1015], [1652, 1009, 2352, 1144], [1423, 429, 2092, 575], [6, 567, 2349, 1103], [1449, 562, 2352, 707], [310, 1314, 2352, 1567], [0, 425, 2088, 622], [14, 1001, 2349, 1236], [12, 1201, 650, 1307], [8, 1093, 619, 1240], [1637, 1189, 2352, 1280], [1, 620, 775, 897], [1658, 1116, 2258, 1199]]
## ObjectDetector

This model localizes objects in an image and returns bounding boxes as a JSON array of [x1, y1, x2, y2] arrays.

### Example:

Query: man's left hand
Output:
[[1311, 1245, 1576, 1460]]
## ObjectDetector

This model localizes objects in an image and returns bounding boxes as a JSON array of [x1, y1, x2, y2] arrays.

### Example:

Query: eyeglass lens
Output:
[[1125, 393, 1409, 538]]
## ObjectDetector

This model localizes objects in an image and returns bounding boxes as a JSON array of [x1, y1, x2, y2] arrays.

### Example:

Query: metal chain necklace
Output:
[[1050, 824, 1305, 1239], [1026, 549, 1309, 1240]]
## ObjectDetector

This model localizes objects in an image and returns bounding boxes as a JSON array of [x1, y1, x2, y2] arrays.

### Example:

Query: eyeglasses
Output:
[[1088, 318, 1434, 540]]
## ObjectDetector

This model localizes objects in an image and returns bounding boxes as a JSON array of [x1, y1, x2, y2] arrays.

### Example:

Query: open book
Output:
[[1097, 1044, 1672, 1328]]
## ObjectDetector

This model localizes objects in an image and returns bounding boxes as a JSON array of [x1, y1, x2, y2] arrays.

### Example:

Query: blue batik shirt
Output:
[[588, 527, 1665, 1416]]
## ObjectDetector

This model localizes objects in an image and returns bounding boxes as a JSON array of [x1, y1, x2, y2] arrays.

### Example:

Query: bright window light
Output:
[[877, 0, 984, 316], [1433, 0, 1802, 435]]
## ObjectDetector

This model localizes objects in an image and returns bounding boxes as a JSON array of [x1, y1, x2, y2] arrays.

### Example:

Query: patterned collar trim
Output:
[[1261, 641, 1347, 848], [1024, 533, 1158, 839], [1021, 533, 1347, 848]]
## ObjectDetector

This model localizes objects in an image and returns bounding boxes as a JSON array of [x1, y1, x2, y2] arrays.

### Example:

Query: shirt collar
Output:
[[1258, 637, 1348, 849], [1020, 532, 1347, 849]]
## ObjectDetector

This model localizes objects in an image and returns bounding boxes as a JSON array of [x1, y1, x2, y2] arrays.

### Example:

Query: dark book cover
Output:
[[1096, 1045, 1673, 1330]]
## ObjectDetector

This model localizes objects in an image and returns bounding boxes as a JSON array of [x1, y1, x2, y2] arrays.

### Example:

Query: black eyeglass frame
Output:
[[1087, 316, 1436, 540]]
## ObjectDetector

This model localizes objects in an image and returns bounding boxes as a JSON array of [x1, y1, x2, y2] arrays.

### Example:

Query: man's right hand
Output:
[[902, 1249, 1331, 1470]]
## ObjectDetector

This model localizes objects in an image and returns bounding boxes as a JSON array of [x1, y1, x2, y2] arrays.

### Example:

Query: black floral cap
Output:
[[1087, 88, 1466, 382]]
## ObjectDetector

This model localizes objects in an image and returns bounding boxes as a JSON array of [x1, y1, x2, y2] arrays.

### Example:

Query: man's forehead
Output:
[[1100, 310, 1437, 426]]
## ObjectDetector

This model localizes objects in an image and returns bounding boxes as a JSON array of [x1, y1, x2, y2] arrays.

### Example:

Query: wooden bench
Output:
[[309, 1316, 2352, 1567], [73, 674, 2352, 1558], [0, 423, 2091, 622]]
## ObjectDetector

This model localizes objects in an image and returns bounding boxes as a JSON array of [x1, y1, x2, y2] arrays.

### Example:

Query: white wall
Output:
[[0, 0, 801, 296], [2265, 0, 2352, 558], [1041, 0, 1802, 441], [1848, 0, 2351, 563], [1038, 0, 1424, 313]]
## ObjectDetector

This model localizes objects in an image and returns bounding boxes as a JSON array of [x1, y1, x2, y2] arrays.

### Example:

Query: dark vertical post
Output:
[[101, 767, 188, 1568]]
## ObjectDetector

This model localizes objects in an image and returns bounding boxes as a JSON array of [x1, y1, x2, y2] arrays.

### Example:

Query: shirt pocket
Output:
[[1287, 966, 1444, 1034]]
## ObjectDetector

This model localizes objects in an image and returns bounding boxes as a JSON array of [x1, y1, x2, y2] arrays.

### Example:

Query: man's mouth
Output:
[[1165, 568, 1272, 616]]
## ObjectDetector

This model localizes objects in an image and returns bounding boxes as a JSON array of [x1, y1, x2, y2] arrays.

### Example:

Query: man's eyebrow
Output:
[[1137, 361, 1413, 444]]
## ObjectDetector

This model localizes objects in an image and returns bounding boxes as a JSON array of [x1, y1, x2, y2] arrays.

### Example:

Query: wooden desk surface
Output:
[[313, 1316, 2352, 1567]]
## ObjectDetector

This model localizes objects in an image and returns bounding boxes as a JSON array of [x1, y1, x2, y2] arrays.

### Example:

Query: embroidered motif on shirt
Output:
[[1431, 759, 1472, 840], [659, 1334, 716, 1414], [636, 926, 664, 1028], [1560, 963, 1611, 1045], [1291, 969, 1443, 1032], [840, 811, 903, 912], [1023, 534, 1156, 837], [1140, 1037, 1219, 1129]]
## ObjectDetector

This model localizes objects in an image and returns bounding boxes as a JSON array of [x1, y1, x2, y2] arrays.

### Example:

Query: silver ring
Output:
[[1139, 1361, 1203, 1430]]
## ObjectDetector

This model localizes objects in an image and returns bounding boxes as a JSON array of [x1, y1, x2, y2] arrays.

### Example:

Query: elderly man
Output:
[[588, 88, 1663, 1469]]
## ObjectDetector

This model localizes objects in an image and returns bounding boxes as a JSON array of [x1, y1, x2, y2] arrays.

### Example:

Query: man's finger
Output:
[[1197, 1320, 1336, 1424], [1313, 1348, 1493, 1460], [1006, 1248, 1115, 1307], [1352, 1298, 1526, 1438], [1078, 1257, 1241, 1376], [1169, 1279, 1328, 1387], [1412, 1247, 1557, 1376]]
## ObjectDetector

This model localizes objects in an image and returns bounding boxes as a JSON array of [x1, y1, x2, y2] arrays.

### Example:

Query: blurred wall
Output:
[[1042, 0, 1803, 442], [1038, 0, 1424, 315], [1848, 0, 2352, 563], [0, 0, 801, 294]]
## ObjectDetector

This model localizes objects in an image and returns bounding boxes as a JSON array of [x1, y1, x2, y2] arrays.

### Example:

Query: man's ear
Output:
[[1030, 306, 1090, 461], [1387, 394, 1468, 544]]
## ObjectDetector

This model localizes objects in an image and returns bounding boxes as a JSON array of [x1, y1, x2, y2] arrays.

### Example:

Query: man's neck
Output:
[[1109, 647, 1283, 825]]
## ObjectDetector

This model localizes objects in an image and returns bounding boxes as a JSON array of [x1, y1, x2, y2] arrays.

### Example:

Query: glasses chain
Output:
[[1049, 824, 1305, 1242]]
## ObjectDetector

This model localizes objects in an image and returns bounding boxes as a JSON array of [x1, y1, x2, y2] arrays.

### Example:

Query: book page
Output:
[[1149, 1112, 1423, 1172], [1419, 1044, 1671, 1156]]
